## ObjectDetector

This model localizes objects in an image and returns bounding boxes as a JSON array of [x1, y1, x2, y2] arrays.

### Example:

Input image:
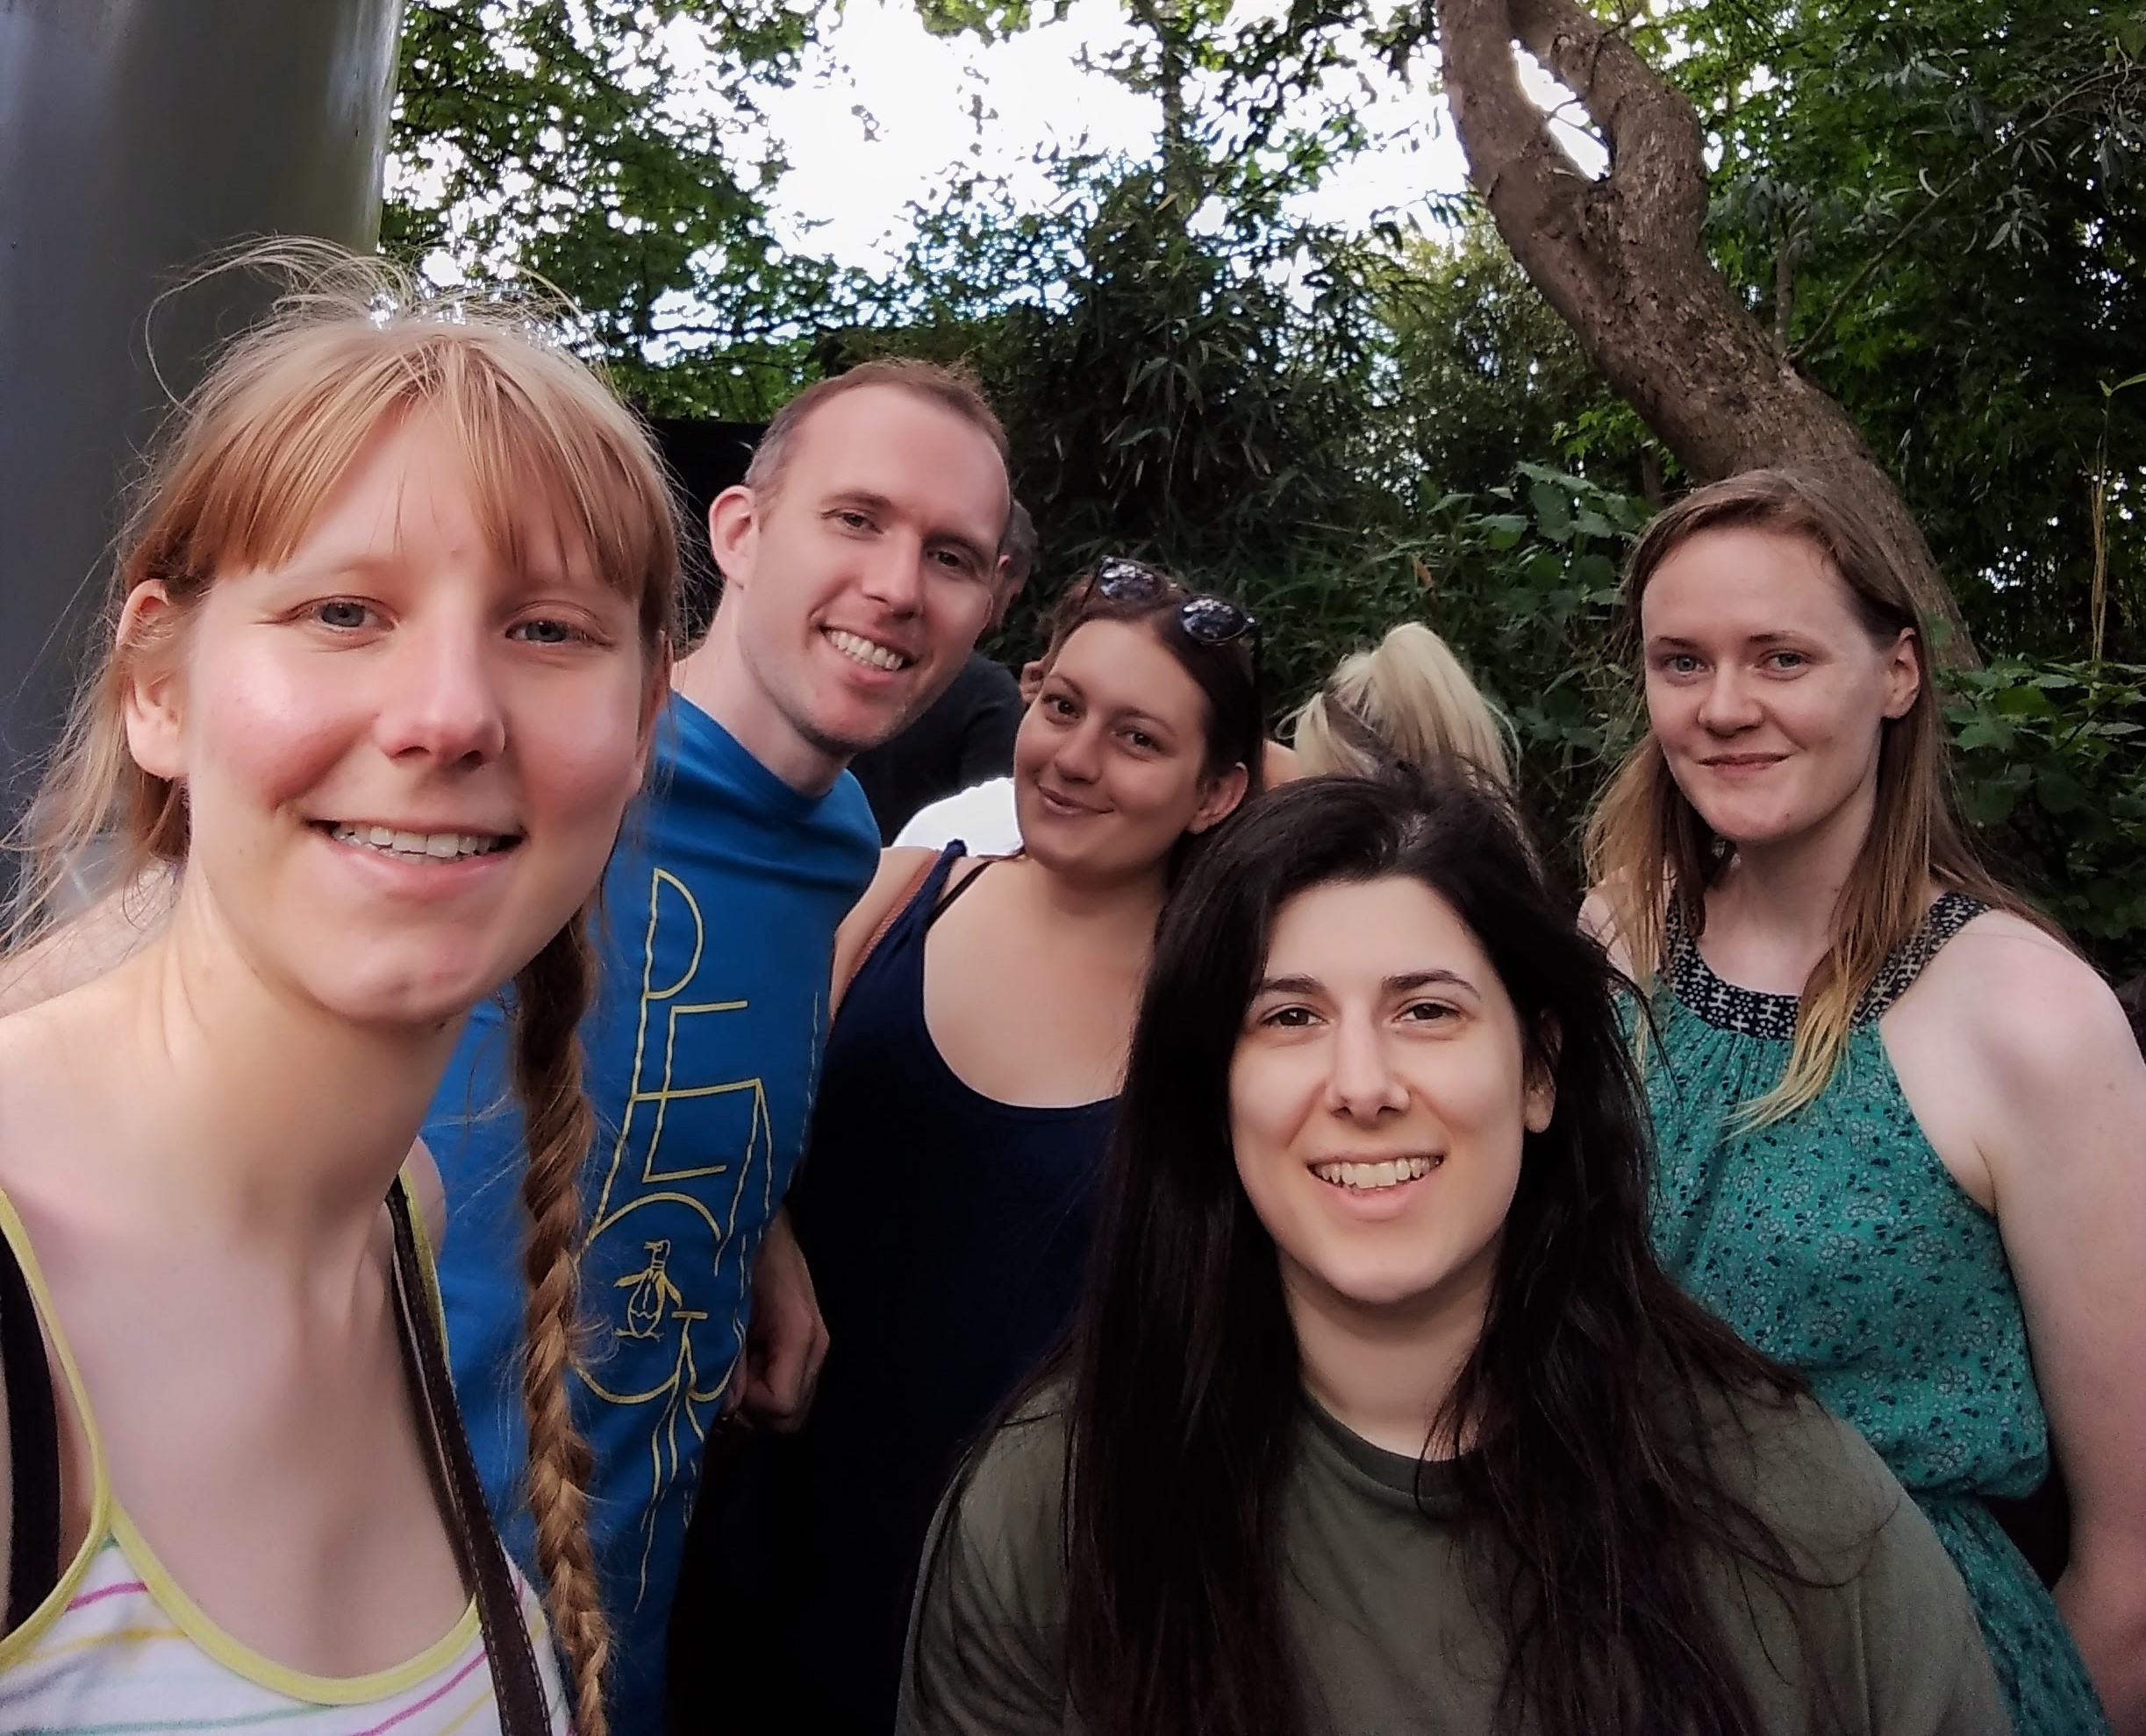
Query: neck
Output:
[[1709, 775, 1881, 956], [86, 889, 461, 1261], [1021, 854, 1170, 941], [672, 604, 841, 798], [1285, 1258, 1489, 1460]]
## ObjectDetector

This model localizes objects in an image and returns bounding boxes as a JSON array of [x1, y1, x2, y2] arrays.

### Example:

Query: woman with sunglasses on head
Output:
[[0, 250, 674, 1734], [1584, 470, 2146, 1734], [743, 559, 1263, 1734], [904, 772, 2006, 1736]]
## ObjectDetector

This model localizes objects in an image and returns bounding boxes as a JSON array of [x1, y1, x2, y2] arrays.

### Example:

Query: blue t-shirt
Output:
[[423, 695, 879, 1732]]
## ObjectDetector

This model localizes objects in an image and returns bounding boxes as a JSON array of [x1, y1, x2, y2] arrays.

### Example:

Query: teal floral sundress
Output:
[[1642, 891, 2108, 1736]]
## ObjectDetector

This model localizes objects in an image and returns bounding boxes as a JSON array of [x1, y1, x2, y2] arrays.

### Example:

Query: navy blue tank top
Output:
[[767, 845, 1115, 1732]]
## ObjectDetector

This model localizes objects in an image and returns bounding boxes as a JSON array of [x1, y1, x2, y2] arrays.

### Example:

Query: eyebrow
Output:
[[1646, 630, 1805, 650], [1254, 968, 1477, 997]]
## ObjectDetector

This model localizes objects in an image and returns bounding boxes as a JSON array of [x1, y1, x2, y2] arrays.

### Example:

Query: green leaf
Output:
[[2035, 765, 2092, 814]]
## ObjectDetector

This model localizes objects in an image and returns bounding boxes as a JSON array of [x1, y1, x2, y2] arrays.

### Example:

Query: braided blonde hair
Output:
[[511, 926, 612, 1736], [8, 242, 678, 1729]]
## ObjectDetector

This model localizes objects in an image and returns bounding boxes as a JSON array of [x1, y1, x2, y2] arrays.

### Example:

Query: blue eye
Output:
[[511, 618, 584, 646], [313, 599, 373, 631]]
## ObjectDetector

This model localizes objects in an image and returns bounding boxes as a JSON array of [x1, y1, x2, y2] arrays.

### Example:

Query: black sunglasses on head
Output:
[[1085, 556, 1260, 652]]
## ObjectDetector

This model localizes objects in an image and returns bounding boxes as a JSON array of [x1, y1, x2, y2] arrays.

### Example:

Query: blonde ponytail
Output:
[[1291, 623, 1515, 788]]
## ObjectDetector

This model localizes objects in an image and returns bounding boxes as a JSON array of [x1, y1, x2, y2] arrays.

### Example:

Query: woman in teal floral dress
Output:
[[1583, 470, 2146, 1735]]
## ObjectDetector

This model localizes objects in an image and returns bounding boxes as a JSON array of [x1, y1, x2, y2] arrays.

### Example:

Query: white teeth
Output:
[[1311, 1154, 1439, 1191], [329, 825, 508, 861], [826, 628, 908, 673]]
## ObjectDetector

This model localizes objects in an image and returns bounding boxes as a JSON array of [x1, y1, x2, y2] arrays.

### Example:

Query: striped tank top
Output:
[[0, 1188, 570, 1735]]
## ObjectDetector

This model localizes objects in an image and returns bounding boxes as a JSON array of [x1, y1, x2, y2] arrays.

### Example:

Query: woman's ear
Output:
[[1882, 627, 1921, 720], [1187, 761, 1251, 835], [1524, 1068, 1556, 1134], [1524, 1018, 1561, 1133], [118, 582, 188, 782]]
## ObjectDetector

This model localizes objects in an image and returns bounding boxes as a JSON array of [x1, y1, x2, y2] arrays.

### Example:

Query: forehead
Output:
[[1263, 876, 1494, 984], [777, 383, 1007, 536], [1642, 525, 1863, 641], [272, 408, 589, 582], [1048, 618, 1207, 725]]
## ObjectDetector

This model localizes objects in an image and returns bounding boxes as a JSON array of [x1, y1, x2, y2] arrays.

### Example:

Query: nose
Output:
[[1696, 665, 1763, 734], [1051, 718, 1105, 784], [371, 610, 508, 768], [1324, 1010, 1410, 1124], [857, 530, 927, 619]]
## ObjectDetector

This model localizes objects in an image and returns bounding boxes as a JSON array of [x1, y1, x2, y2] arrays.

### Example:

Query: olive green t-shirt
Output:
[[899, 1390, 2008, 1735]]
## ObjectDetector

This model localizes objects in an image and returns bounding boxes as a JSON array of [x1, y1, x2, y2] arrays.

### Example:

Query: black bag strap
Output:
[[384, 1182, 555, 1734], [0, 1221, 60, 1633]]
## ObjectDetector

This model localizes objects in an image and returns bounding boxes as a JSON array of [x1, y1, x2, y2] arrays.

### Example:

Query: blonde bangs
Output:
[[147, 319, 677, 649]]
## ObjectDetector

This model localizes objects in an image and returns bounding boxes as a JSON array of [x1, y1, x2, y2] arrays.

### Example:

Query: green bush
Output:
[[1944, 658, 2146, 979]]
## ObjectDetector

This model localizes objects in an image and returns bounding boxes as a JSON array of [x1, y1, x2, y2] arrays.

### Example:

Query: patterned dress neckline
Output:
[[1664, 889, 1988, 1039]]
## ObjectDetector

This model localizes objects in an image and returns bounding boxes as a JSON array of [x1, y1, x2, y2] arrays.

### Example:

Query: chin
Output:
[[310, 956, 508, 1033]]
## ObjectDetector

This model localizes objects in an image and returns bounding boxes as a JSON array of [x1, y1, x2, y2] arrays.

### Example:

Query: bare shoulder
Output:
[[1907, 907, 2139, 1082], [1578, 883, 1636, 976], [830, 847, 942, 1011]]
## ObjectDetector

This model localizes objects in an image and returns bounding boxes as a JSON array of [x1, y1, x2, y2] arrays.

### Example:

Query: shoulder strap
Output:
[[1856, 890, 1990, 1022], [923, 855, 996, 933], [384, 1183, 554, 1735], [839, 850, 948, 1002], [0, 1221, 60, 1634]]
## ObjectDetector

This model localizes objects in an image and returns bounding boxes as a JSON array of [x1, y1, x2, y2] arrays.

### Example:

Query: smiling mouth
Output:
[[1037, 785, 1103, 815], [323, 823, 519, 861], [825, 628, 912, 674], [1701, 754, 1785, 768], [1312, 1155, 1441, 1191]]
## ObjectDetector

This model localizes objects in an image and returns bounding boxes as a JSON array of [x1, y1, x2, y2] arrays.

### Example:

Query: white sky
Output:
[[751, 0, 1494, 274]]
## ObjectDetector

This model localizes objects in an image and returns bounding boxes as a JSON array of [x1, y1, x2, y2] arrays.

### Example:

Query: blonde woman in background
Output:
[[0, 252, 676, 1736], [1289, 621, 1514, 785], [1584, 469, 2146, 1736]]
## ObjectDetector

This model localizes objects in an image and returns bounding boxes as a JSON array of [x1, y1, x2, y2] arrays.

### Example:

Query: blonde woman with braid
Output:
[[0, 253, 675, 1735], [1289, 622, 1514, 786], [1584, 469, 2146, 1735]]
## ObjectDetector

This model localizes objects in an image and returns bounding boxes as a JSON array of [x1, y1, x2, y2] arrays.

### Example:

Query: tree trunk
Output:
[[1434, 0, 1978, 665]]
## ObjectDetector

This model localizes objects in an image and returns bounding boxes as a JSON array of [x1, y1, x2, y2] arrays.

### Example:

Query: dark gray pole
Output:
[[0, 0, 404, 821]]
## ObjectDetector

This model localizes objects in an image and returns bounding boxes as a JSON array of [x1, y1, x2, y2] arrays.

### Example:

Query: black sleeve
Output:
[[953, 661, 1024, 789]]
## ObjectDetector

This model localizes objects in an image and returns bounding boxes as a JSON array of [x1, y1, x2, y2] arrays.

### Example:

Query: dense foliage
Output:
[[381, 0, 2146, 976]]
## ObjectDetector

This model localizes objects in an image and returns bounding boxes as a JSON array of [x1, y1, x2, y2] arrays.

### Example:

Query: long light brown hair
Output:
[[9, 244, 678, 1736], [1584, 468, 2046, 1124]]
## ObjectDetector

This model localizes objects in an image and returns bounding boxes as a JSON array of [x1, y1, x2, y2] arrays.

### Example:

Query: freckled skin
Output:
[[1640, 526, 1918, 856], [138, 410, 659, 1032]]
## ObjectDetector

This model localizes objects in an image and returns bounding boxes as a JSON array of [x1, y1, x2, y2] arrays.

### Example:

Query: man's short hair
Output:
[[744, 361, 1011, 537]]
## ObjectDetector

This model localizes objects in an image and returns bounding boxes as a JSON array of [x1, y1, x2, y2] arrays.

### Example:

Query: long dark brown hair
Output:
[[1042, 773, 1824, 1736]]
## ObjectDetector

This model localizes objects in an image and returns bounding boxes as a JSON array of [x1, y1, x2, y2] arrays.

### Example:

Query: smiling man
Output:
[[422, 361, 1015, 1733]]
